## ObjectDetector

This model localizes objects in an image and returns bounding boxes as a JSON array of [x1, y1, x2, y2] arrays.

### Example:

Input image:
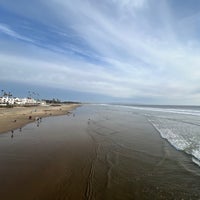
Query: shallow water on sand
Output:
[[0, 105, 200, 199]]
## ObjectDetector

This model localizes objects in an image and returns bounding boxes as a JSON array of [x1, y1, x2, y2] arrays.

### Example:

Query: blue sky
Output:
[[0, 0, 200, 104]]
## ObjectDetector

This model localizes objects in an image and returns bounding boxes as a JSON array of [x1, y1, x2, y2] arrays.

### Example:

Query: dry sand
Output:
[[0, 104, 80, 134]]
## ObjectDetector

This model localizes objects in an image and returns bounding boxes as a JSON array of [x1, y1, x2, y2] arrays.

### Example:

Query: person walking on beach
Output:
[[11, 130, 14, 138]]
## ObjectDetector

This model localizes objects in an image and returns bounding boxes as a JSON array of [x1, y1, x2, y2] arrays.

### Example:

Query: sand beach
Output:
[[0, 104, 200, 200], [0, 104, 80, 134]]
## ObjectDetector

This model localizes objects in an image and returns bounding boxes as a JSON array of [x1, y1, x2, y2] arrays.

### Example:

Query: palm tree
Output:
[[3, 92, 7, 97], [32, 92, 36, 99], [8, 92, 12, 97], [36, 93, 40, 100], [28, 91, 31, 98]]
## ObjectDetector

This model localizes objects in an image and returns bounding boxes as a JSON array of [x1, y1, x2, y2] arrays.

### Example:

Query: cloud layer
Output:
[[0, 0, 200, 103]]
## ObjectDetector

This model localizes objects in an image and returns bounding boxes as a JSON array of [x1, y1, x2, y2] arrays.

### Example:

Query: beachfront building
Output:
[[14, 97, 38, 105], [0, 97, 39, 106], [39, 100, 46, 106], [0, 96, 15, 105]]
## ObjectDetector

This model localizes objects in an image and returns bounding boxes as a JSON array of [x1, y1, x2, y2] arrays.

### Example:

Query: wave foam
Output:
[[148, 116, 200, 166]]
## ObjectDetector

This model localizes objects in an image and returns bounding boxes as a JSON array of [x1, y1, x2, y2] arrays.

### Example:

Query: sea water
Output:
[[116, 104, 200, 166]]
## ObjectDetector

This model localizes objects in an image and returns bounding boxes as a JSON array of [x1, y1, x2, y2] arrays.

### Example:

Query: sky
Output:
[[0, 0, 200, 104]]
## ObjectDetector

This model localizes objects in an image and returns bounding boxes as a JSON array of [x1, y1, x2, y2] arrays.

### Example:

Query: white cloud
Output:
[[0, 52, 137, 98], [1, 0, 200, 103], [112, 0, 147, 9], [0, 23, 34, 42]]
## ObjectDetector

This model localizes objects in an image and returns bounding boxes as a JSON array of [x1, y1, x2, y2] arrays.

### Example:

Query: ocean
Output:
[[117, 104, 200, 166]]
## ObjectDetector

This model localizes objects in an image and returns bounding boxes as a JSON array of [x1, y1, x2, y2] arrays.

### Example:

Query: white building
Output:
[[0, 96, 15, 105], [0, 97, 38, 105], [15, 98, 37, 105], [23, 98, 37, 105], [38, 100, 46, 106]]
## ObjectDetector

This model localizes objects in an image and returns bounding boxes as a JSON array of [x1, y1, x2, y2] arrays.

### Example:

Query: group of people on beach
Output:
[[35, 116, 42, 127], [11, 127, 22, 138], [11, 116, 42, 138], [10, 111, 78, 139]]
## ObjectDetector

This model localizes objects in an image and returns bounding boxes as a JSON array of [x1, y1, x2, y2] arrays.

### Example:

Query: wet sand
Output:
[[0, 105, 200, 199], [0, 104, 80, 134]]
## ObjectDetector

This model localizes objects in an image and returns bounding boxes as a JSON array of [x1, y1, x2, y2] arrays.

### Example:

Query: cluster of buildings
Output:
[[0, 96, 45, 106]]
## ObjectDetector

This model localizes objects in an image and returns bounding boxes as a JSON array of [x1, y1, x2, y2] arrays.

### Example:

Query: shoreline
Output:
[[0, 104, 200, 199], [0, 103, 81, 134]]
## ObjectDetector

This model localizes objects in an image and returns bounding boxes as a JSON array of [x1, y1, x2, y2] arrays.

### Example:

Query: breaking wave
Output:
[[127, 105, 200, 166]]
